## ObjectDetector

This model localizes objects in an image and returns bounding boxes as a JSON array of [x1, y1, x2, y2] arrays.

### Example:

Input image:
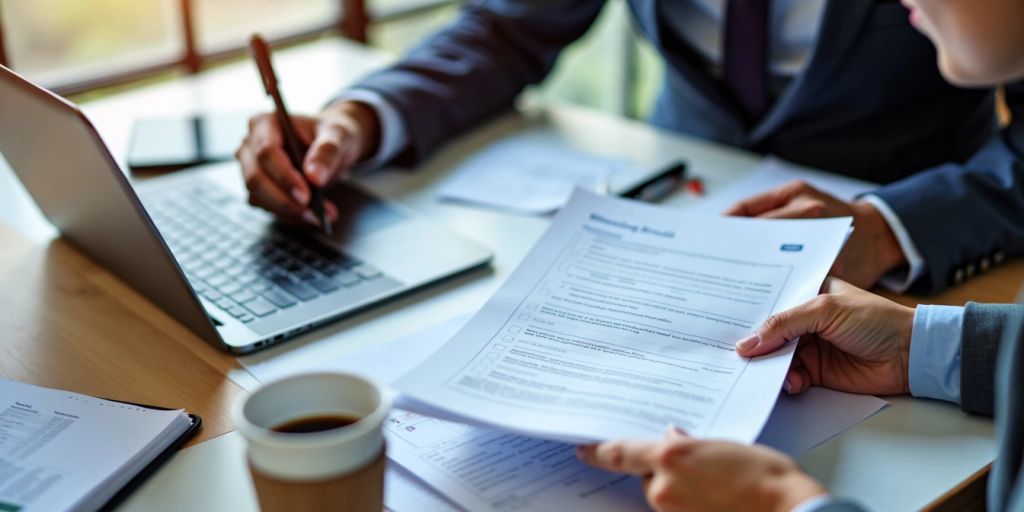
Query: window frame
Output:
[[0, 0, 454, 97]]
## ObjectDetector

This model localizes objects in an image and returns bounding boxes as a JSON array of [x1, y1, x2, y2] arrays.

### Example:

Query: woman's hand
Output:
[[736, 277, 915, 395], [577, 428, 826, 512], [235, 100, 381, 227]]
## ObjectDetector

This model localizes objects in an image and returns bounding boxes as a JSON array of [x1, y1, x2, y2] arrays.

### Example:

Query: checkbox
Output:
[[509, 326, 522, 334], [503, 335, 515, 342], [518, 313, 531, 320], [525, 303, 538, 311], [494, 344, 507, 351]]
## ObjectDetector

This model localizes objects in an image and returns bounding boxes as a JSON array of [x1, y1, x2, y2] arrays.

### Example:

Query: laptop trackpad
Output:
[[321, 184, 406, 241]]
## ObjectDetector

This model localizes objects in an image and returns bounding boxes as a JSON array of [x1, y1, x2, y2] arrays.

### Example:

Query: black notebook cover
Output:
[[95, 400, 202, 512]]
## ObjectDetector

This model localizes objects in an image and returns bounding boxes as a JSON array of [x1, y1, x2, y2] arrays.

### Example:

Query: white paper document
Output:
[[241, 313, 887, 512], [760, 388, 888, 457], [437, 134, 637, 214], [0, 379, 192, 512], [385, 409, 646, 512], [687, 157, 879, 215], [395, 190, 852, 443]]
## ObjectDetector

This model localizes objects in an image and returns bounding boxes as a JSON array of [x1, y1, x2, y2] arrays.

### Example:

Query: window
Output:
[[194, 0, 337, 52], [0, 0, 654, 120], [1, 0, 181, 86], [0, 0, 455, 97]]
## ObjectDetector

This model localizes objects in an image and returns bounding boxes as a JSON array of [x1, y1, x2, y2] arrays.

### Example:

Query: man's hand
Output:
[[736, 277, 915, 395], [724, 181, 906, 289], [235, 100, 381, 226], [577, 428, 826, 512]]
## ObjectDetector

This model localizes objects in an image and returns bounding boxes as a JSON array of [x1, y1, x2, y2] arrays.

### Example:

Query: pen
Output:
[[619, 160, 687, 203], [249, 34, 332, 236]]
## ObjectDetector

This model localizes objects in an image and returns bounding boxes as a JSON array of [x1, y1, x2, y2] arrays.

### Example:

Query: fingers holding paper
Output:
[[736, 277, 915, 396], [578, 428, 826, 512], [724, 181, 907, 289]]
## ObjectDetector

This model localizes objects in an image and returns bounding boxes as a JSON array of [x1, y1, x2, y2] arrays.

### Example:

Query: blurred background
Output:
[[0, 0, 665, 119]]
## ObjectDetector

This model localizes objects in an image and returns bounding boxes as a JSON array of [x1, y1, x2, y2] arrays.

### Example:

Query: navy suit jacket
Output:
[[350, 0, 1024, 294]]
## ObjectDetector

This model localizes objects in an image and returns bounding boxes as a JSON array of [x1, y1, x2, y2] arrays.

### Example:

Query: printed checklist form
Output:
[[396, 189, 852, 444]]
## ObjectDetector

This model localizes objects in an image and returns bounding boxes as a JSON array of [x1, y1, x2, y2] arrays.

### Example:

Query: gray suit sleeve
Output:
[[342, 0, 606, 166], [872, 81, 1024, 294], [959, 303, 1023, 416], [988, 302, 1023, 511]]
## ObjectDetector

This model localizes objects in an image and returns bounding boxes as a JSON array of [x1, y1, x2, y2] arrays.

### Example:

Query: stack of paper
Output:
[[437, 135, 636, 214]]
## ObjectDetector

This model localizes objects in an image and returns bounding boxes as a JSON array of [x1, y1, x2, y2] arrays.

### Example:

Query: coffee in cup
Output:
[[232, 372, 392, 512]]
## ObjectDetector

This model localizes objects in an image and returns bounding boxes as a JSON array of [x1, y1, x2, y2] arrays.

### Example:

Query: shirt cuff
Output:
[[861, 194, 925, 293], [792, 495, 866, 512], [331, 88, 409, 172], [908, 305, 965, 404]]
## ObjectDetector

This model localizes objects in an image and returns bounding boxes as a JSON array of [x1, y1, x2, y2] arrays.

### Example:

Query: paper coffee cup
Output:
[[233, 372, 392, 511]]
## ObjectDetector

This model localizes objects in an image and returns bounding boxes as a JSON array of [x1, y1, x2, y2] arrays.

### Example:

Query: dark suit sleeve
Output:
[[872, 81, 1024, 294], [343, 0, 606, 165], [959, 302, 1023, 416]]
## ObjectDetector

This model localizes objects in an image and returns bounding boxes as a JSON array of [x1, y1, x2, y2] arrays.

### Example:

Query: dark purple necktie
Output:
[[723, 0, 772, 121]]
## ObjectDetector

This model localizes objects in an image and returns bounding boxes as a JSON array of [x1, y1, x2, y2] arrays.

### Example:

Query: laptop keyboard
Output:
[[145, 184, 388, 325]]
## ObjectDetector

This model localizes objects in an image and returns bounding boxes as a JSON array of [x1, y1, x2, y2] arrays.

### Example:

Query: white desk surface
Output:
[[0, 38, 995, 512]]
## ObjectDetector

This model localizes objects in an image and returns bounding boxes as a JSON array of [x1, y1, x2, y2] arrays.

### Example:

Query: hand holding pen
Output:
[[236, 34, 382, 231]]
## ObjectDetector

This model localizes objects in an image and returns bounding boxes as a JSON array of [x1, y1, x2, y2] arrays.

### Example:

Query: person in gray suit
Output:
[[578, 278, 1023, 511], [576, 2, 1024, 509], [236, 0, 1024, 296]]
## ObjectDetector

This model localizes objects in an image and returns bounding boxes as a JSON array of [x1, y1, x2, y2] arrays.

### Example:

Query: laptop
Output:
[[0, 65, 493, 354]]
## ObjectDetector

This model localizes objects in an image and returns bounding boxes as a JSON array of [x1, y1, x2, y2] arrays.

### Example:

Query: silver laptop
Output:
[[0, 65, 493, 354]]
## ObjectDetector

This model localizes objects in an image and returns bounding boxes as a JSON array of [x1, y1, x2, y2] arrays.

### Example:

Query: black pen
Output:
[[619, 160, 688, 203], [249, 34, 332, 236]]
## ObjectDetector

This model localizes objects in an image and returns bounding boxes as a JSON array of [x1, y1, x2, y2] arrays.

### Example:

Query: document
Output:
[[758, 388, 888, 457], [437, 134, 636, 214], [687, 157, 878, 215], [385, 409, 645, 512], [241, 313, 886, 512], [0, 379, 192, 512], [395, 190, 852, 443]]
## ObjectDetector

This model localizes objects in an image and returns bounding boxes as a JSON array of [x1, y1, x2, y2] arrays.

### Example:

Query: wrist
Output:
[[767, 472, 827, 512], [852, 200, 906, 275], [323, 100, 381, 162], [897, 305, 915, 395]]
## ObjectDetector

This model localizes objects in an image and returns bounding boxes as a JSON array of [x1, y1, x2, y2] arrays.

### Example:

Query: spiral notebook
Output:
[[0, 379, 201, 512]]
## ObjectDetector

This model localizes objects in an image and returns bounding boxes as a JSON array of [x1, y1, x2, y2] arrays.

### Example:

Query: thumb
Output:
[[303, 126, 360, 187], [736, 296, 832, 357]]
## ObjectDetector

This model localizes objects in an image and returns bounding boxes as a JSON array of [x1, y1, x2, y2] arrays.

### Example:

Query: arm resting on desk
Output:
[[960, 302, 1022, 416], [872, 81, 1024, 294]]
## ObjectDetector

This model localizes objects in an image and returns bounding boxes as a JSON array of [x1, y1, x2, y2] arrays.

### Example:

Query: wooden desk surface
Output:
[[0, 221, 243, 446]]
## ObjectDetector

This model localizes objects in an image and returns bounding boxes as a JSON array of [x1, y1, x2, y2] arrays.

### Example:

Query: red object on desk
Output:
[[685, 178, 705, 196]]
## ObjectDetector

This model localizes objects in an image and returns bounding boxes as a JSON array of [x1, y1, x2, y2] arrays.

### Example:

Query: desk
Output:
[[0, 38, 1011, 511]]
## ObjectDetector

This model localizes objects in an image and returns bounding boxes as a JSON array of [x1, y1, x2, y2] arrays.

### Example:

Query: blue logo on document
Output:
[[780, 244, 804, 252]]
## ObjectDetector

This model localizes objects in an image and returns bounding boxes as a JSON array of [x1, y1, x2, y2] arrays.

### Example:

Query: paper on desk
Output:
[[241, 313, 887, 512], [385, 408, 647, 512], [437, 134, 636, 214], [760, 388, 888, 457], [686, 157, 879, 215], [395, 189, 852, 444], [386, 464, 461, 512]]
